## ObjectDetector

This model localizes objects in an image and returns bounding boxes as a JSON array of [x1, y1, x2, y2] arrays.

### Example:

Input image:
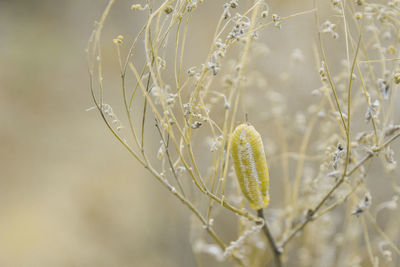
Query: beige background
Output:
[[0, 1, 194, 266], [1, 0, 398, 266]]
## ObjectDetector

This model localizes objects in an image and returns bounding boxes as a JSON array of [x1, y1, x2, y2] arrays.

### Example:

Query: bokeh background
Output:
[[1, 0, 399, 266], [0, 0, 195, 266]]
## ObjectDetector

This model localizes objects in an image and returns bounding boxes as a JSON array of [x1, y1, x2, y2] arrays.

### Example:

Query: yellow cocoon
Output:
[[231, 124, 270, 210]]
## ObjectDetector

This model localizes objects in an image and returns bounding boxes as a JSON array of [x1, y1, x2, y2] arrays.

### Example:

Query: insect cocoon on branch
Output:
[[231, 124, 270, 210]]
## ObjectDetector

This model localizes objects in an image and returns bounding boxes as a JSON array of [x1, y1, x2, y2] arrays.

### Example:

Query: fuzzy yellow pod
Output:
[[231, 124, 270, 210]]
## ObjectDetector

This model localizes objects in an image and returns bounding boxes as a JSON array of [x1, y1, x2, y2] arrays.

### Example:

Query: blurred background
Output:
[[0, 0, 196, 266], [1, 0, 398, 266]]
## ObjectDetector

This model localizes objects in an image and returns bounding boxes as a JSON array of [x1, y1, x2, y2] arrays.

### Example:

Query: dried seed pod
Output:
[[231, 124, 270, 210]]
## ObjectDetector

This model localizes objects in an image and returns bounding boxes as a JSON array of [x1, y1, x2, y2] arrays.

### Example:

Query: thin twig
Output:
[[155, 119, 186, 196], [257, 209, 282, 267]]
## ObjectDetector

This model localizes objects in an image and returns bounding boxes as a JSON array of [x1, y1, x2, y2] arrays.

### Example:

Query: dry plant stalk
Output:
[[88, 0, 400, 266]]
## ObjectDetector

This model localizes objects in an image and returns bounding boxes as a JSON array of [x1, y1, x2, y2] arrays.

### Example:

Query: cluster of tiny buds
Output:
[[272, 14, 281, 28], [321, 20, 339, 39], [354, 11, 363, 20], [205, 39, 228, 76], [166, 93, 177, 106], [202, 218, 214, 230], [384, 146, 397, 171], [330, 0, 341, 8], [261, 10, 268, 18], [386, 45, 396, 55], [183, 102, 192, 116], [319, 61, 328, 82], [157, 140, 165, 159], [215, 39, 227, 55], [164, 5, 174, 15], [227, 14, 250, 41], [183, 103, 209, 129], [113, 35, 124, 44], [365, 99, 380, 122], [229, 0, 238, 8], [209, 135, 224, 152], [224, 221, 264, 258], [156, 56, 166, 70], [223, 0, 239, 19], [377, 78, 390, 99], [187, 66, 196, 77], [208, 54, 220, 76], [356, 131, 373, 145], [191, 121, 202, 129], [332, 143, 345, 170], [187, 0, 202, 12], [130, 4, 148, 11], [87, 104, 124, 132], [351, 192, 372, 216]]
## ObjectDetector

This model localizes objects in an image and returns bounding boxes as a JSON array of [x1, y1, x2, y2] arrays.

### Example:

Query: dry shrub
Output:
[[88, 0, 400, 266]]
